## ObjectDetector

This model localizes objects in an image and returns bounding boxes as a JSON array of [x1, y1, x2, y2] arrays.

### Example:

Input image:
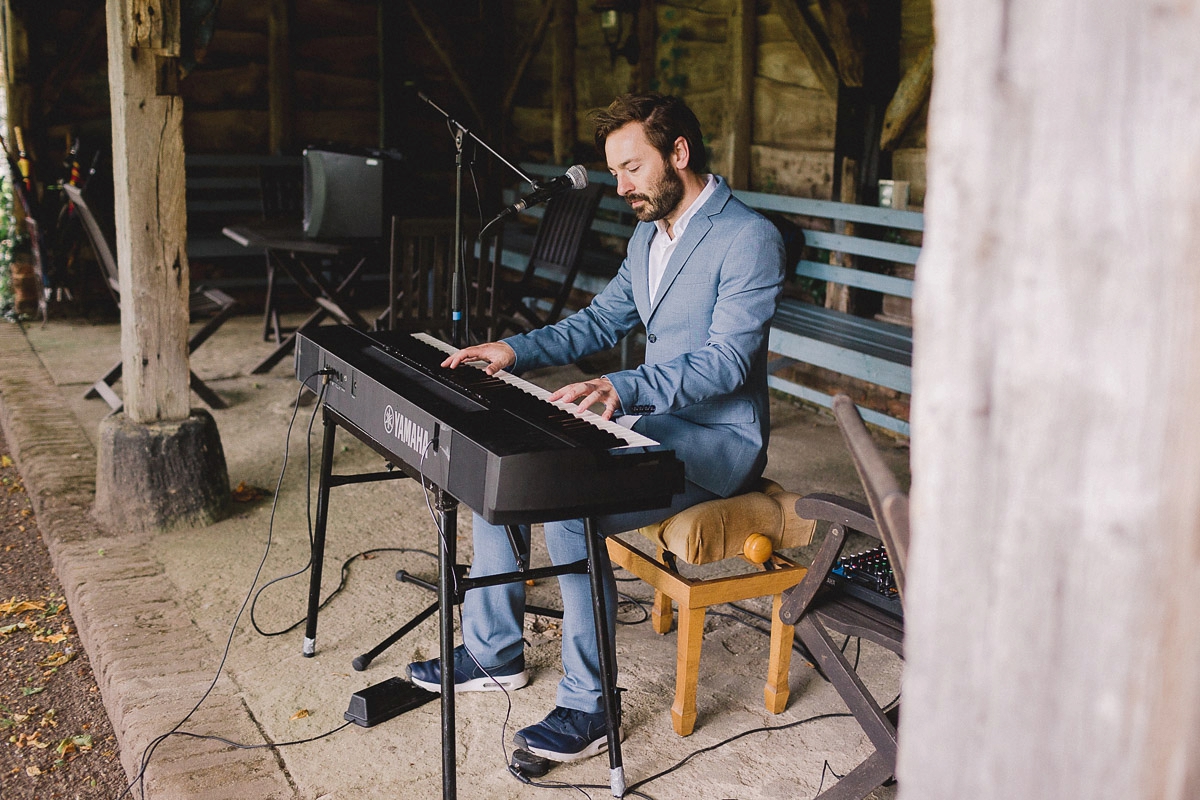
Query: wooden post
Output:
[[824, 157, 856, 314], [725, 0, 755, 189], [96, 0, 229, 533], [902, 2, 1200, 798], [552, 0, 577, 165], [106, 0, 190, 423], [267, 0, 293, 155]]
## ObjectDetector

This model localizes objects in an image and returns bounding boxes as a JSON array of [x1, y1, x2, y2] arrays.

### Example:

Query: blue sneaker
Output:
[[407, 645, 528, 693], [513, 706, 614, 763]]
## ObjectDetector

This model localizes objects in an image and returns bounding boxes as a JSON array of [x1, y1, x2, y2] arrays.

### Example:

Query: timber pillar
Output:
[[95, 409, 229, 533]]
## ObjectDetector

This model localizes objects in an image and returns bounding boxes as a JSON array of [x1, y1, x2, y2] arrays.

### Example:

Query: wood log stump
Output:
[[94, 409, 230, 533]]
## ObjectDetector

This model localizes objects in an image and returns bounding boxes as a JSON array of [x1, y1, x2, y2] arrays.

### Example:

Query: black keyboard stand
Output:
[[303, 406, 627, 799]]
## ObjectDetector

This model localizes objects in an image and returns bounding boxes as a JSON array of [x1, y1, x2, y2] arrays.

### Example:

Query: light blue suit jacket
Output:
[[504, 176, 784, 498]]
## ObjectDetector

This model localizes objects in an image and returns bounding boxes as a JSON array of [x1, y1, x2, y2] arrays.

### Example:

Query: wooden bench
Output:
[[743, 193, 921, 436], [497, 163, 922, 435]]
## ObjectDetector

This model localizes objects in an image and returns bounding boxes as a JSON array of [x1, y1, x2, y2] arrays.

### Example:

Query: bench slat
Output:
[[768, 326, 912, 394], [767, 375, 910, 437], [772, 302, 912, 364], [792, 260, 915, 298], [734, 189, 925, 231], [801, 229, 921, 264]]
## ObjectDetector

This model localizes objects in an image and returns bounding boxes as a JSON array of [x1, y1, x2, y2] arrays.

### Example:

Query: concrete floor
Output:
[[0, 311, 907, 799]]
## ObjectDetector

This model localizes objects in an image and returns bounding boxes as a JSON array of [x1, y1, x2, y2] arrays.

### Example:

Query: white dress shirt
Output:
[[647, 174, 717, 305]]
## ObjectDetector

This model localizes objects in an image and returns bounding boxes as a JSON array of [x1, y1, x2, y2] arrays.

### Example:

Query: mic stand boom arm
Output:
[[417, 92, 539, 347]]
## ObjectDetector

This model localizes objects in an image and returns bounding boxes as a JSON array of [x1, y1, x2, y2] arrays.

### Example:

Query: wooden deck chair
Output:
[[778, 394, 909, 800], [376, 216, 498, 344], [493, 182, 605, 336], [63, 184, 237, 412]]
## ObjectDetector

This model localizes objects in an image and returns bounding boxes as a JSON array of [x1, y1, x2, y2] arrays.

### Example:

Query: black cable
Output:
[[250, 546, 437, 637], [117, 373, 329, 800], [172, 721, 354, 751], [246, 382, 327, 635], [814, 759, 845, 796], [624, 708, 854, 796]]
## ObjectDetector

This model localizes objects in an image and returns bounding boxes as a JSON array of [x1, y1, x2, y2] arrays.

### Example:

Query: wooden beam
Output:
[[880, 40, 933, 151], [267, 0, 294, 154], [405, 1, 485, 127], [726, 0, 755, 189], [552, 0, 577, 165], [105, 0, 190, 422], [502, 0, 555, 116], [775, 0, 839, 100], [819, 0, 867, 87]]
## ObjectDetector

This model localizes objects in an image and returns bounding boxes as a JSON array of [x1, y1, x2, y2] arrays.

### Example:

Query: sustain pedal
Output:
[[344, 676, 438, 728]]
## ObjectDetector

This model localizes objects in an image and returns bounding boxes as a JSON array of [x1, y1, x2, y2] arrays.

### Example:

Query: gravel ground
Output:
[[0, 424, 127, 799]]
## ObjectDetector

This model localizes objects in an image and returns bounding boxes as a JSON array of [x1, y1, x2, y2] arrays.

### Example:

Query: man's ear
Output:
[[671, 135, 690, 171]]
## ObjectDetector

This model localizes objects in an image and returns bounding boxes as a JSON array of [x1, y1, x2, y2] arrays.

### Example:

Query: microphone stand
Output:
[[417, 92, 534, 347]]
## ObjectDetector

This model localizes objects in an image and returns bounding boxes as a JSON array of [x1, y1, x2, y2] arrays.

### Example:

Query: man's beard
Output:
[[626, 165, 685, 223]]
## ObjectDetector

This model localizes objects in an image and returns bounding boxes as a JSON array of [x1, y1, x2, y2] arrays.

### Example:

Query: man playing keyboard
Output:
[[408, 92, 785, 766]]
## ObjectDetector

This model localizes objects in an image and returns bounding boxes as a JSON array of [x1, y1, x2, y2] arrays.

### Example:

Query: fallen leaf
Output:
[[21, 687, 44, 697], [26, 765, 41, 776], [34, 633, 67, 644], [231, 482, 268, 502], [289, 709, 310, 720], [0, 600, 46, 615], [40, 652, 74, 668], [0, 455, 11, 467]]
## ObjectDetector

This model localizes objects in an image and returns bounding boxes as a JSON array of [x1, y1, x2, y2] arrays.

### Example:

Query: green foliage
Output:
[[0, 177, 14, 318]]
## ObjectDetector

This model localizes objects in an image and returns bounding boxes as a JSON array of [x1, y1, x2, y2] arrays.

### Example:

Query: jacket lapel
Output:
[[629, 224, 653, 320], [646, 180, 732, 321]]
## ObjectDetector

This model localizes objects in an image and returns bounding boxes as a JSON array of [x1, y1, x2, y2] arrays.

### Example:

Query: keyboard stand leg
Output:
[[437, 490, 459, 800], [302, 409, 338, 657], [585, 517, 626, 797]]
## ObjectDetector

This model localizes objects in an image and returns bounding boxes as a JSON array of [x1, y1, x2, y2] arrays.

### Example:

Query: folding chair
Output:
[[778, 394, 909, 800], [376, 216, 498, 344], [493, 182, 605, 336], [63, 184, 237, 412]]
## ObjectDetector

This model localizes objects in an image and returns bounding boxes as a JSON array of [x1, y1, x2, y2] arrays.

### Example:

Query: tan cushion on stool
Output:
[[637, 478, 817, 565]]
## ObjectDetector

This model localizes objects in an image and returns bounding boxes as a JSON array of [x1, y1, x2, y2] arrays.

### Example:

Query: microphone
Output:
[[501, 165, 588, 217]]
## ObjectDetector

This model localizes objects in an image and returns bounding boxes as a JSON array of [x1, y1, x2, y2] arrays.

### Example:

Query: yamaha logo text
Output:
[[383, 405, 431, 457]]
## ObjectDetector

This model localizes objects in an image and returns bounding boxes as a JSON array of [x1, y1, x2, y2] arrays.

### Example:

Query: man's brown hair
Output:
[[592, 92, 708, 174]]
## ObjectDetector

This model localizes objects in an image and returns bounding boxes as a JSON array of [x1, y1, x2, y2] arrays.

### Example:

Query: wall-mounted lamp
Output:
[[593, 0, 640, 67]]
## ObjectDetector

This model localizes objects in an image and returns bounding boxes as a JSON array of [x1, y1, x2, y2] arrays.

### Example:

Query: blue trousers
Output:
[[462, 480, 719, 713]]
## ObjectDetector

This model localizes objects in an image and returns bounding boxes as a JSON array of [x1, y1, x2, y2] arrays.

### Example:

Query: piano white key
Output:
[[415, 333, 661, 449]]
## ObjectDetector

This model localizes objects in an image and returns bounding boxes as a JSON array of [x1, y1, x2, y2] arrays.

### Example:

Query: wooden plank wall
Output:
[[8, 1, 930, 205], [183, 0, 379, 153], [504, 0, 929, 204]]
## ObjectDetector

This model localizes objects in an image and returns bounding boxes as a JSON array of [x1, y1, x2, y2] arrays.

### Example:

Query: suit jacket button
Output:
[[647, 333, 657, 343]]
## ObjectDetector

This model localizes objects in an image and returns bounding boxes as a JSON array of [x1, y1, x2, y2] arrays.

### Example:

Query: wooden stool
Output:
[[606, 478, 816, 735]]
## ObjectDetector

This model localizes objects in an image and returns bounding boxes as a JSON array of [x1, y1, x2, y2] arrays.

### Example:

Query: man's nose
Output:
[[615, 175, 633, 196]]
